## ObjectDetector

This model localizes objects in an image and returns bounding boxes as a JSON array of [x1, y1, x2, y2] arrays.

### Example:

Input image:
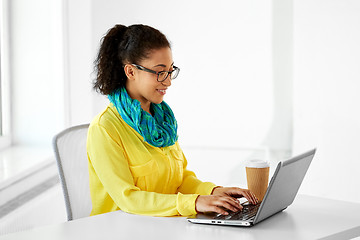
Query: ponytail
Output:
[[93, 24, 170, 95], [94, 24, 128, 95]]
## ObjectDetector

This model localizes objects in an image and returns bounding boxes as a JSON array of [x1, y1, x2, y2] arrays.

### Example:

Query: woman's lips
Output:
[[157, 89, 167, 95]]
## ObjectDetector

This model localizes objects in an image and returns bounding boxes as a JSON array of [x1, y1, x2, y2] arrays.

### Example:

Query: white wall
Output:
[[63, 0, 94, 127], [10, 0, 65, 147], [293, 0, 360, 203], [270, 0, 293, 150]]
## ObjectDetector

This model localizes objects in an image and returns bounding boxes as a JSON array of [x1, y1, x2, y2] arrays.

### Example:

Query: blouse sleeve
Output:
[[87, 123, 199, 217], [177, 149, 217, 195]]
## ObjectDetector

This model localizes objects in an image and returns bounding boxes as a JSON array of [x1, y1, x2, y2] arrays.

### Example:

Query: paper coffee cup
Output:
[[246, 159, 270, 202]]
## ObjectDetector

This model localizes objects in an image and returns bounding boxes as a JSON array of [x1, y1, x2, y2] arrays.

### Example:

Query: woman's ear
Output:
[[124, 64, 136, 81]]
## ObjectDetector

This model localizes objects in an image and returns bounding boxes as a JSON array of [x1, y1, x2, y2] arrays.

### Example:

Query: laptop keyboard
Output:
[[214, 203, 261, 221]]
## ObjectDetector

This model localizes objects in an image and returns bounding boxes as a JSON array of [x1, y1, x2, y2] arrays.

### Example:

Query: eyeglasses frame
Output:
[[131, 64, 179, 82]]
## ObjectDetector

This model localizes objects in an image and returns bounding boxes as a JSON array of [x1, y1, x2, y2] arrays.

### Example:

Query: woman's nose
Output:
[[161, 75, 172, 87]]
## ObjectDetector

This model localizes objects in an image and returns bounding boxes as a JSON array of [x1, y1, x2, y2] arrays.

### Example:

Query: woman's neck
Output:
[[141, 102, 152, 115], [124, 84, 152, 115]]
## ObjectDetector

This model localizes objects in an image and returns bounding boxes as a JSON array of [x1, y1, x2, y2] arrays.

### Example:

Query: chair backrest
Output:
[[52, 124, 91, 221]]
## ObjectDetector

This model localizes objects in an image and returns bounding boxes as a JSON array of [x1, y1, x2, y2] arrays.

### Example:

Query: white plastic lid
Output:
[[246, 159, 270, 168]]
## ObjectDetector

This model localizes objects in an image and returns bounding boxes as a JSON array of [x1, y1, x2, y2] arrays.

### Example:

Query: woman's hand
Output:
[[194, 187, 259, 215], [195, 195, 242, 215], [212, 187, 259, 205]]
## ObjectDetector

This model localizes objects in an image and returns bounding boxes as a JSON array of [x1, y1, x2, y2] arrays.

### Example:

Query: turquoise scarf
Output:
[[108, 87, 178, 147]]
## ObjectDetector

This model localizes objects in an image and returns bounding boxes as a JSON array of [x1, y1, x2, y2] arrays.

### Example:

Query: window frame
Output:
[[0, 0, 11, 150]]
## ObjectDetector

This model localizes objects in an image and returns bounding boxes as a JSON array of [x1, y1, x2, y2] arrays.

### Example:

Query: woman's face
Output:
[[126, 47, 174, 110]]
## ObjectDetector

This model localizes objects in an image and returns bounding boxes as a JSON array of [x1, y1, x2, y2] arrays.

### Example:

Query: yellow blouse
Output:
[[87, 104, 216, 217]]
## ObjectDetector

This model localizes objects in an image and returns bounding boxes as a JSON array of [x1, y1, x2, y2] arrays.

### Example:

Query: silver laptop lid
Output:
[[253, 148, 316, 224]]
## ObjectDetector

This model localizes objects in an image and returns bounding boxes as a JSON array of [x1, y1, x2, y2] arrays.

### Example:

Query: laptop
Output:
[[187, 148, 316, 227]]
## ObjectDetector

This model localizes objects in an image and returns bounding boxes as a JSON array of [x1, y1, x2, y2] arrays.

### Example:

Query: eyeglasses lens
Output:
[[158, 72, 168, 82], [171, 68, 179, 80], [157, 68, 180, 82]]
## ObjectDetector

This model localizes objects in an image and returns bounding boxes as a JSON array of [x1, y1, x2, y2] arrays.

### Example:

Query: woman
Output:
[[87, 24, 258, 217]]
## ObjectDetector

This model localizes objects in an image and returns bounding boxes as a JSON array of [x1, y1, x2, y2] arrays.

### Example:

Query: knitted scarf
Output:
[[108, 87, 178, 147]]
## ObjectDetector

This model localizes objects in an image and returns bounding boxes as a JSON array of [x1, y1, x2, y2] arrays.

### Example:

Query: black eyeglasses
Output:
[[132, 64, 180, 82]]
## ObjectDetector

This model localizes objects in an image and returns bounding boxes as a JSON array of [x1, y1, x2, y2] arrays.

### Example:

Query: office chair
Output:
[[52, 124, 92, 221]]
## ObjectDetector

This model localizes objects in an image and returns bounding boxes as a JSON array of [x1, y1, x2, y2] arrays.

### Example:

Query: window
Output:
[[0, 5, 3, 137], [0, 0, 11, 150], [1, 47, 3, 136]]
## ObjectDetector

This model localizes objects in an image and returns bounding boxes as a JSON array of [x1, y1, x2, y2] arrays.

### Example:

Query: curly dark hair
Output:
[[93, 24, 171, 95]]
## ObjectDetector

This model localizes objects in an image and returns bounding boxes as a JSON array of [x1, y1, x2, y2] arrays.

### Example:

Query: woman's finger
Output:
[[243, 191, 259, 204], [218, 196, 242, 212], [221, 201, 242, 212], [228, 188, 258, 204], [210, 206, 229, 215]]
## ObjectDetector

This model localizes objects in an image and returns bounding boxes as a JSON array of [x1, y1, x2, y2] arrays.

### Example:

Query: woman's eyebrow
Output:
[[153, 62, 174, 68]]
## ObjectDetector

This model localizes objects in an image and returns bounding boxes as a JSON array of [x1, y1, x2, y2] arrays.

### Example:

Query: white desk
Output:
[[1, 195, 360, 240]]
